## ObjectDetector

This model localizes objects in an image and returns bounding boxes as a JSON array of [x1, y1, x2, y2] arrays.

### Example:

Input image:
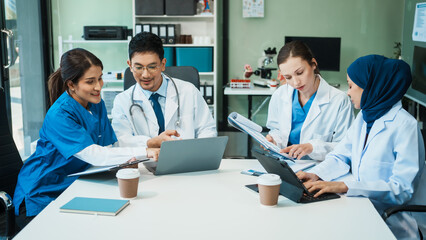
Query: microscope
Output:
[[253, 47, 277, 86]]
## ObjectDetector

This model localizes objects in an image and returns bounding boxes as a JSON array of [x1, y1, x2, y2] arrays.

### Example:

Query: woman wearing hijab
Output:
[[297, 55, 425, 239]]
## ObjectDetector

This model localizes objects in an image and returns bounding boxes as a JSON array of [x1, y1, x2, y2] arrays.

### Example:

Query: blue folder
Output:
[[60, 197, 130, 216]]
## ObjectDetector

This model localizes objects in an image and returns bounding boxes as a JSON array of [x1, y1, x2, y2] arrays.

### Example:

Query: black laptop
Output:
[[248, 150, 340, 203]]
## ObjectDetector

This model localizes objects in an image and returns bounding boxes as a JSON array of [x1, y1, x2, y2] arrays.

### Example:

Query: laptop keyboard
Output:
[[143, 162, 157, 173], [300, 192, 340, 203]]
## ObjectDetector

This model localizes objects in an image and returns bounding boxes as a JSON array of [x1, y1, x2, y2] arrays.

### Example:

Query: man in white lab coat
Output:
[[111, 32, 217, 148]]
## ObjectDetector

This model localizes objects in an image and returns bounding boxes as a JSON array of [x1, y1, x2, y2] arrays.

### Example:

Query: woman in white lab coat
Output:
[[297, 55, 425, 239], [266, 41, 353, 160], [111, 32, 216, 149]]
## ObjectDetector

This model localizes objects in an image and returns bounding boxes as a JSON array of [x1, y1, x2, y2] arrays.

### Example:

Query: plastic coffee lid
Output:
[[257, 173, 282, 186], [116, 169, 140, 179]]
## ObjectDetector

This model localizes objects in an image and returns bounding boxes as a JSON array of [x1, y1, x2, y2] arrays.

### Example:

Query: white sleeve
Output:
[[307, 95, 354, 160], [74, 144, 147, 166], [266, 92, 284, 148], [111, 93, 151, 148], [309, 119, 354, 180], [343, 122, 424, 205], [194, 88, 217, 138]]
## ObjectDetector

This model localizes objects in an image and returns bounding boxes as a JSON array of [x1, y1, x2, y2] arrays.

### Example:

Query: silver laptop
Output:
[[143, 136, 228, 175]]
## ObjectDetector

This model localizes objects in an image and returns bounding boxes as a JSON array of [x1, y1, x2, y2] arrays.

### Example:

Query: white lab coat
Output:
[[266, 76, 354, 160], [310, 102, 426, 239], [111, 75, 217, 147]]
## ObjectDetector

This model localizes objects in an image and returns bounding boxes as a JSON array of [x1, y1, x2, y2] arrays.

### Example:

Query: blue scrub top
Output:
[[288, 89, 317, 145], [13, 92, 117, 216]]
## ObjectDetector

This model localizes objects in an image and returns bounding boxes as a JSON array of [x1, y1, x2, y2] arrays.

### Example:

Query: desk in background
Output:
[[14, 160, 395, 240], [224, 86, 275, 120]]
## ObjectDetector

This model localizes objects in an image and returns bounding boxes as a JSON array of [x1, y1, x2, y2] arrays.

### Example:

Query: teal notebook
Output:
[[60, 197, 130, 216]]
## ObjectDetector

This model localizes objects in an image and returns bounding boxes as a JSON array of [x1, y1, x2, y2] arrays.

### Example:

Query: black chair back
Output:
[[0, 87, 22, 199], [123, 66, 200, 91], [0, 87, 22, 238]]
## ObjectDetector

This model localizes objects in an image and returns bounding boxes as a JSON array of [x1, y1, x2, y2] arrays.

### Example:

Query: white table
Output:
[[14, 160, 395, 240]]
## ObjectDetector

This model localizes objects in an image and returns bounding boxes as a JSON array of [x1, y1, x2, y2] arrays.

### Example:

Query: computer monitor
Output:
[[284, 36, 341, 71], [412, 46, 426, 94]]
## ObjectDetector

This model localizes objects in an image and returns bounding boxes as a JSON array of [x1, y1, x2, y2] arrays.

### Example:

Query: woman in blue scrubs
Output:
[[297, 55, 425, 239], [13, 48, 159, 228], [266, 41, 354, 160]]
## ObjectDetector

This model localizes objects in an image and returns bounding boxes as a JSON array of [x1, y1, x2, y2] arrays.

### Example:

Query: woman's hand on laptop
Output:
[[303, 181, 348, 198], [147, 130, 181, 148], [296, 171, 319, 182], [146, 148, 160, 161]]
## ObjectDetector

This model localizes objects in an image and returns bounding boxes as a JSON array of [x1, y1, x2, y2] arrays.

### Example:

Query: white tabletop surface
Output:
[[14, 160, 395, 240]]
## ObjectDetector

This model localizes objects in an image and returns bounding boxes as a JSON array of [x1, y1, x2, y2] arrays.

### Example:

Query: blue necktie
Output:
[[150, 93, 165, 134]]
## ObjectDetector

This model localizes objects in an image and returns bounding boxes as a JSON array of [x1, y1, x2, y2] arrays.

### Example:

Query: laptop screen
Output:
[[252, 150, 307, 191]]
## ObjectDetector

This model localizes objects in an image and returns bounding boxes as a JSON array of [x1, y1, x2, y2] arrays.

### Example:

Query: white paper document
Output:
[[68, 158, 149, 177], [287, 160, 316, 172], [247, 160, 316, 175], [413, 2, 426, 42], [228, 112, 295, 161]]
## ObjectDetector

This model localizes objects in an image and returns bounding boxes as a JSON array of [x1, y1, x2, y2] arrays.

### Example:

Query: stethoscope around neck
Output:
[[129, 72, 180, 135]]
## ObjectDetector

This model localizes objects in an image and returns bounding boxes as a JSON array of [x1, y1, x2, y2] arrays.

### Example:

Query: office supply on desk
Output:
[[241, 160, 314, 177], [68, 158, 149, 177], [143, 136, 228, 175], [60, 197, 129, 216], [241, 169, 266, 176], [250, 150, 339, 203], [228, 112, 294, 161], [289, 161, 316, 172]]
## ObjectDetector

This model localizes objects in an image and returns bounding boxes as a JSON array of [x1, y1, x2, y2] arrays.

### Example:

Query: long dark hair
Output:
[[48, 48, 103, 106], [277, 41, 320, 75]]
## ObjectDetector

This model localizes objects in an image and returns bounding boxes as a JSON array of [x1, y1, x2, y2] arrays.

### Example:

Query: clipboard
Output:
[[68, 158, 149, 177]]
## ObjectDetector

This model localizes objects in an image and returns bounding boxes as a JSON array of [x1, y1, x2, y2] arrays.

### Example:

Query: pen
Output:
[[240, 169, 266, 176]]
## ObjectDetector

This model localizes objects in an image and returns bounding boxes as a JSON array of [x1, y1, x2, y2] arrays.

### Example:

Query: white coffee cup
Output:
[[257, 174, 282, 206], [116, 169, 140, 199]]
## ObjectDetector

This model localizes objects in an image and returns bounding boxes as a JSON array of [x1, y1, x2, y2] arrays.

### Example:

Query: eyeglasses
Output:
[[131, 64, 161, 74]]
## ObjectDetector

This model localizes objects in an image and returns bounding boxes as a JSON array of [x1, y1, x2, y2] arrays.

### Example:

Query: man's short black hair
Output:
[[128, 32, 164, 61]]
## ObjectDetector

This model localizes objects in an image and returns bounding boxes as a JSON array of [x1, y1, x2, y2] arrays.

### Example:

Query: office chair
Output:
[[123, 66, 200, 91], [382, 166, 426, 240], [0, 87, 23, 239]]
